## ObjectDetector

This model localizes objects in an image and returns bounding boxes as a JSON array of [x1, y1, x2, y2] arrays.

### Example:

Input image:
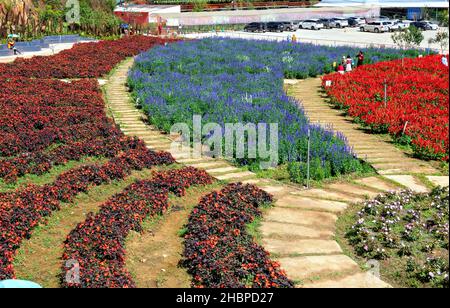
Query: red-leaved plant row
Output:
[[181, 183, 294, 288], [0, 147, 175, 281], [0, 78, 115, 157], [322, 55, 449, 161], [61, 167, 214, 288], [0, 78, 154, 183], [0, 36, 175, 78]]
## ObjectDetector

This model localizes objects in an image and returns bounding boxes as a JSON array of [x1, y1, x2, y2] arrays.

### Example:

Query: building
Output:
[[114, 4, 181, 26]]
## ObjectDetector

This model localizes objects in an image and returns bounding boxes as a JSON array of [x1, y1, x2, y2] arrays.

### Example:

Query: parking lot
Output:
[[187, 27, 448, 52]]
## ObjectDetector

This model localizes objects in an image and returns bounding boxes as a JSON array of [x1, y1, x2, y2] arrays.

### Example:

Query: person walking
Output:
[[337, 62, 345, 75], [292, 34, 297, 44], [7, 38, 21, 55], [345, 55, 353, 72], [442, 54, 448, 67], [357, 51, 365, 67]]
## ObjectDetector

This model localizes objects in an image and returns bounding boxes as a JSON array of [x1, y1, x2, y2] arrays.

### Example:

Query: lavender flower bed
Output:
[[346, 186, 449, 288], [128, 39, 416, 181]]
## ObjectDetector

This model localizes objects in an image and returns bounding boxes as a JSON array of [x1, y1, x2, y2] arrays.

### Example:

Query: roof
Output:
[[114, 4, 180, 13]]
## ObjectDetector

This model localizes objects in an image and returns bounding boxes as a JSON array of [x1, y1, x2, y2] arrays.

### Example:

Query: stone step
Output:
[[301, 272, 391, 288], [264, 207, 337, 231], [263, 238, 342, 256], [277, 255, 359, 282], [383, 175, 429, 193], [215, 171, 255, 181], [205, 166, 239, 175], [189, 161, 230, 169], [275, 195, 348, 214], [325, 183, 379, 199], [355, 177, 400, 192], [426, 176, 449, 187], [292, 189, 362, 203], [259, 221, 334, 240]]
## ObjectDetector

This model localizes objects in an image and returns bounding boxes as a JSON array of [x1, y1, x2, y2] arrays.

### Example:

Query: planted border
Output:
[[322, 55, 449, 161], [61, 167, 214, 288], [181, 183, 294, 288], [0, 147, 175, 281]]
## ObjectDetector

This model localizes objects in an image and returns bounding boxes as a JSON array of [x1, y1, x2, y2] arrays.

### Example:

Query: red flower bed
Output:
[[61, 167, 214, 288], [322, 55, 449, 160], [0, 36, 173, 78], [0, 147, 175, 281], [181, 183, 294, 288]]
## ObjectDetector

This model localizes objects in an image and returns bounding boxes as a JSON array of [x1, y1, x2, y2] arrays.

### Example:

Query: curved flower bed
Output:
[[61, 167, 213, 288], [131, 39, 402, 182], [0, 146, 175, 281], [346, 186, 449, 288], [322, 55, 449, 161], [181, 183, 294, 288], [0, 36, 173, 78]]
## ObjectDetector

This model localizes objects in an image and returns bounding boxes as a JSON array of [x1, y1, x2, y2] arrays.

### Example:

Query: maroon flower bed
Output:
[[181, 183, 294, 288], [0, 78, 114, 157], [61, 167, 214, 288], [0, 147, 175, 281], [0, 36, 174, 78]]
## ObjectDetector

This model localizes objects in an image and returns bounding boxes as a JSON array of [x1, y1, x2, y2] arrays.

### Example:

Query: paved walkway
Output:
[[104, 58, 448, 288]]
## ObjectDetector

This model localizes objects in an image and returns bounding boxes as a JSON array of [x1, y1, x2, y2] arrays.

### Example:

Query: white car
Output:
[[329, 18, 349, 28], [394, 20, 410, 30], [300, 19, 324, 30], [422, 21, 439, 30], [384, 21, 401, 32]]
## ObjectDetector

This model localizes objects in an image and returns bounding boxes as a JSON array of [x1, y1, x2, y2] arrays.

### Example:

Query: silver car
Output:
[[360, 21, 389, 33]]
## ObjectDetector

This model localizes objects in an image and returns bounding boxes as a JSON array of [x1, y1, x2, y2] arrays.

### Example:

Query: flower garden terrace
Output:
[[0, 34, 447, 289], [128, 38, 427, 183]]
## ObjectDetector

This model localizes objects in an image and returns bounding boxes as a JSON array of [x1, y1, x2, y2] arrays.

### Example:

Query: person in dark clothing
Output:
[[357, 51, 364, 67]]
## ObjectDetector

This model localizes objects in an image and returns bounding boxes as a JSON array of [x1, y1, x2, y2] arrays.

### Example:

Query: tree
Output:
[[392, 26, 424, 49], [429, 29, 449, 54]]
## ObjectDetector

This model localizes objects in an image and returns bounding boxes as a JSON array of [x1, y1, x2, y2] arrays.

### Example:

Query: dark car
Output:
[[266, 22, 285, 32], [318, 18, 333, 29], [411, 21, 434, 30], [244, 22, 267, 33]]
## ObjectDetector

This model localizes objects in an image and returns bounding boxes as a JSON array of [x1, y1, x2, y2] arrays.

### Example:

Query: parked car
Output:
[[348, 17, 366, 27], [266, 22, 285, 32], [393, 20, 409, 30], [244, 22, 267, 33], [329, 18, 349, 28], [419, 20, 439, 30], [410, 21, 439, 30], [318, 18, 333, 29], [384, 21, 401, 32], [281, 21, 299, 32], [299, 19, 324, 30], [360, 21, 389, 33]]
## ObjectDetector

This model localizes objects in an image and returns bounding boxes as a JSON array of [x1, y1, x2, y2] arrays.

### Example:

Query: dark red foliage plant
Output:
[[60, 167, 214, 288], [181, 183, 294, 288]]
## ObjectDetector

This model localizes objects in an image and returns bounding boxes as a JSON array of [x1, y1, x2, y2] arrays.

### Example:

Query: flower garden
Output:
[[128, 38, 423, 183], [0, 33, 448, 289], [323, 55, 449, 161], [342, 187, 449, 288]]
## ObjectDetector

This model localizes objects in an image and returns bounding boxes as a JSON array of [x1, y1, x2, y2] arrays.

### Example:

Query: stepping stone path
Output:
[[105, 58, 448, 289], [286, 78, 438, 176]]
